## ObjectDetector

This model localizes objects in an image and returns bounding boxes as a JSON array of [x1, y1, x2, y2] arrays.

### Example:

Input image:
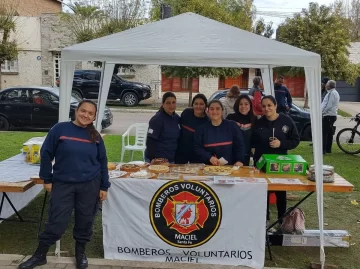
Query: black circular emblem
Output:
[[149, 181, 222, 248]]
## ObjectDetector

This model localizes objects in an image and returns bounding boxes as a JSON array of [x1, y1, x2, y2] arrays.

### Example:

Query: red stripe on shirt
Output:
[[60, 136, 92, 143], [182, 124, 196, 133], [204, 141, 232, 147]]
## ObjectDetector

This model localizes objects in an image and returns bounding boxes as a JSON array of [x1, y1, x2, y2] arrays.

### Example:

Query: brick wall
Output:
[[17, 0, 61, 17]]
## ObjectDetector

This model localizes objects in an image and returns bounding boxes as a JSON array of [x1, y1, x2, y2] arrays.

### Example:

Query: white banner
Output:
[[103, 178, 267, 269]]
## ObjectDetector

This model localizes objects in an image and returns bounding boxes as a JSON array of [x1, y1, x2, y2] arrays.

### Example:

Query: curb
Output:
[[0, 254, 293, 269]]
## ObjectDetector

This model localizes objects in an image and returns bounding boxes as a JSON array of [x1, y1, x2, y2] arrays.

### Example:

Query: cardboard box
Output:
[[256, 154, 307, 175], [269, 230, 350, 248]]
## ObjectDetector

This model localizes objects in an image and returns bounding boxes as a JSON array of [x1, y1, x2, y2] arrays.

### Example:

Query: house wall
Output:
[[1, 17, 42, 88], [16, 0, 61, 17], [1, 51, 42, 88]]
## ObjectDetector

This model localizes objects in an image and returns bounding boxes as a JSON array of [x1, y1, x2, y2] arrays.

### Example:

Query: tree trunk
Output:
[[188, 77, 193, 107], [303, 83, 309, 108]]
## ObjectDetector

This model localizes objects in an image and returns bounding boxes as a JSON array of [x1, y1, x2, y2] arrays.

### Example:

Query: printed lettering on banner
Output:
[[102, 178, 267, 269]]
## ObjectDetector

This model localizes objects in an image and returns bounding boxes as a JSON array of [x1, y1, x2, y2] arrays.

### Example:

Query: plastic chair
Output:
[[121, 123, 149, 162]]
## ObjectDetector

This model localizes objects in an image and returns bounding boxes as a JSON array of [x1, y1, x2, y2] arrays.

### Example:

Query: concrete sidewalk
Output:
[[0, 254, 293, 269], [338, 102, 360, 116]]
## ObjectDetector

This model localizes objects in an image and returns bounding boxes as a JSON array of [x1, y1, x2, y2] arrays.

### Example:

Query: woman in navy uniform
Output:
[[252, 95, 300, 224], [145, 92, 180, 163], [19, 100, 110, 269], [176, 94, 209, 164], [194, 100, 245, 166], [226, 94, 256, 166]]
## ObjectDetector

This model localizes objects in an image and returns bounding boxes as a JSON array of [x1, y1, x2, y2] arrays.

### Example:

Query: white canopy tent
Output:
[[59, 12, 325, 267]]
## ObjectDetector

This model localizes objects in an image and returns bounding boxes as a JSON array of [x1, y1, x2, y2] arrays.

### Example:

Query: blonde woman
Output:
[[220, 85, 240, 118]]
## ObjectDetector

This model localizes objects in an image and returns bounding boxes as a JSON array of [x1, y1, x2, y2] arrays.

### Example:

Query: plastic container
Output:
[[308, 165, 335, 183]]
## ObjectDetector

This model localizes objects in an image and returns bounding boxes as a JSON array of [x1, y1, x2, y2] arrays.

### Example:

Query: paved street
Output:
[[102, 110, 356, 139]]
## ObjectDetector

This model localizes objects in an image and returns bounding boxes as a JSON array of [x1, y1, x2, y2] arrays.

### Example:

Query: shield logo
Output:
[[175, 203, 196, 226]]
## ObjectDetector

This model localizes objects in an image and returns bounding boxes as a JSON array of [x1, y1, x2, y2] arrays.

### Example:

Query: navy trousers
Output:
[[39, 176, 101, 246]]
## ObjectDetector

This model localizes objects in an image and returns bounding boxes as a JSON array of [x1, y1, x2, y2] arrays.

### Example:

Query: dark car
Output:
[[0, 86, 113, 131], [57, 70, 152, 106], [208, 89, 312, 141]]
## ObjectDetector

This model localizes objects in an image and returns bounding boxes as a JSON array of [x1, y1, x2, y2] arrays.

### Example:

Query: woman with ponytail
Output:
[[19, 100, 110, 269], [145, 92, 180, 163]]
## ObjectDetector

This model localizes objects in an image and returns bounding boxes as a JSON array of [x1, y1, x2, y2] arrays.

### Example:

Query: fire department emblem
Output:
[[150, 181, 222, 248]]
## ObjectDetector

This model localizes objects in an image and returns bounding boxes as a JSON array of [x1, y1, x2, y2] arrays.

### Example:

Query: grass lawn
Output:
[[0, 132, 359, 269], [338, 109, 353, 118]]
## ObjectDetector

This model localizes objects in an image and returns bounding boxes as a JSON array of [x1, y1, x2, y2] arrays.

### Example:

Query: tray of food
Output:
[[171, 166, 200, 174], [157, 173, 181, 180], [148, 165, 170, 173], [203, 166, 233, 176], [151, 158, 169, 166], [109, 170, 127, 179], [120, 164, 141, 172], [130, 170, 156, 179]]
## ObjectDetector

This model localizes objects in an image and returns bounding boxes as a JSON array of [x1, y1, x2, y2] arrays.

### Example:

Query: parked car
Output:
[[0, 86, 113, 131], [208, 89, 312, 141], [56, 70, 152, 106]]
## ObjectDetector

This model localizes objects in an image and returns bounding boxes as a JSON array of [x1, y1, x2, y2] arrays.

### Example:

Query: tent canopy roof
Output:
[[62, 12, 319, 67]]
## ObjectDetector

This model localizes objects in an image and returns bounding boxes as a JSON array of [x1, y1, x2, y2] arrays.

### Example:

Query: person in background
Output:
[[220, 85, 241, 118], [145, 92, 180, 163], [249, 76, 264, 117], [309, 77, 330, 147], [252, 95, 300, 225], [176, 94, 209, 164], [226, 94, 256, 166], [194, 100, 245, 166], [19, 100, 110, 269], [274, 75, 292, 114], [321, 77, 330, 102], [322, 80, 340, 154]]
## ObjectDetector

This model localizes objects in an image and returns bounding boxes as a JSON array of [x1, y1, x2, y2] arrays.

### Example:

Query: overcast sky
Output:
[[62, 0, 339, 32], [254, 0, 338, 30]]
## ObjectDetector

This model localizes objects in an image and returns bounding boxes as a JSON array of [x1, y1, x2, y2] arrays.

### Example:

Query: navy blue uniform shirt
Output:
[[40, 122, 110, 191], [252, 114, 300, 163], [176, 108, 209, 164], [194, 119, 245, 165], [145, 109, 181, 163], [274, 84, 293, 110]]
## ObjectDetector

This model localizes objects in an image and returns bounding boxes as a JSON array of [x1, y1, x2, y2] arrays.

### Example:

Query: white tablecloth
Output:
[[0, 154, 40, 183], [0, 154, 42, 221]]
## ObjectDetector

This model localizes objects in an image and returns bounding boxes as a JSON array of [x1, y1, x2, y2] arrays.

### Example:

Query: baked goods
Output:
[[157, 173, 181, 180], [148, 165, 170, 173], [108, 162, 116, 171], [109, 170, 127, 179], [151, 158, 169, 166], [171, 166, 200, 174], [130, 170, 156, 179], [308, 165, 335, 183], [120, 164, 141, 172], [203, 166, 233, 176]]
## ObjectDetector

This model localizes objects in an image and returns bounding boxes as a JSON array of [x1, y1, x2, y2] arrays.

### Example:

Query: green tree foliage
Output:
[[60, 1, 146, 73], [150, 0, 253, 105], [253, 18, 274, 38], [276, 2, 359, 84], [150, 0, 254, 31], [276, 2, 360, 107], [0, 0, 19, 90]]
